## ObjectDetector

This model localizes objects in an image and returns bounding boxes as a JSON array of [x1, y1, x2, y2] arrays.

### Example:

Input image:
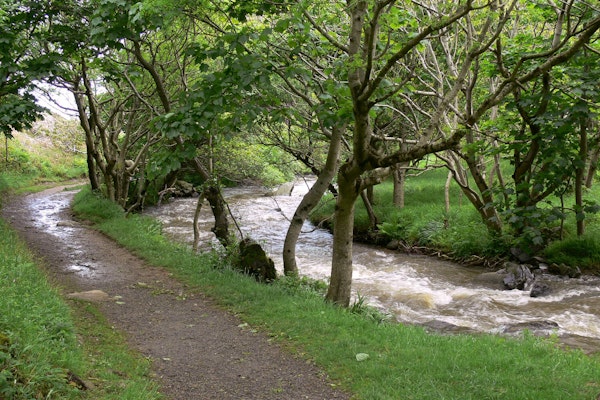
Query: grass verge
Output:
[[74, 186, 600, 400], [0, 190, 162, 399], [0, 218, 83, 399]]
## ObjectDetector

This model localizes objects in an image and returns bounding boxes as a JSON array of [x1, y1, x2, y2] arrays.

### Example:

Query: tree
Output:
[[253, 4, 353, 275], [320, 0, 600, 306], [440, 1, 600, 250], [0, 1, 60, 137], [36, 0, 237, 245]]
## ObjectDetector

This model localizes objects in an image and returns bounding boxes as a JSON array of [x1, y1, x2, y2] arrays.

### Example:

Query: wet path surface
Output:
[[2, 186, 349, 400]]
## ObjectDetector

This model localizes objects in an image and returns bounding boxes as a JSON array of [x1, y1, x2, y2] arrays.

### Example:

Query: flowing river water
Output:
[[145, 180, 600, 353]]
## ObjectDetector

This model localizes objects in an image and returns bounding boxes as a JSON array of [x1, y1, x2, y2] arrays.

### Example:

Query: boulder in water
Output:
[[530, 279, 551, 298], [510, 247, 534, 263], [173, 180, 197, 197], [385, 240, 400, 250], [501, 320, 560, 336], [421, 320, 476, 334], [503, 262, 534, 290], [266, 182, 294, 197]]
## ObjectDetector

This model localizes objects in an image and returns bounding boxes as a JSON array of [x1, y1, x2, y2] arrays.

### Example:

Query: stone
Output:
[[266, 182, 295, 197], [173, 180, 197, 197], [548, 263, 582, 278], [502, 262, 534, 290], [237, 238, 277, 283], [501, 320, 560, 335], [386, 240, 400, 250], [530, 280, 551, 298], [510, 247, 533, 263], [421, 320, 475, 334], [66, 289, 110, 302]]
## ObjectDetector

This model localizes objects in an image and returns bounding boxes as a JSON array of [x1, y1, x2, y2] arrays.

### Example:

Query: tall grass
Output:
[[0, 219, 83, 399], [0, 127, 87, 194], [73, 186, 600, 400]]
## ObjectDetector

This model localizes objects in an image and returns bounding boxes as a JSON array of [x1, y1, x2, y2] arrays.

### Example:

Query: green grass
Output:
[[0, 219, 83, 399], [73, 186, 600, 400], [0, 132, 87, 194], [0, 212, 162, 400]]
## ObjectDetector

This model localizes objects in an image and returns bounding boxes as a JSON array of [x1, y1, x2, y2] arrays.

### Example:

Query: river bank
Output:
[[69, 186, 600, 399], [145, 181, 600, 354]]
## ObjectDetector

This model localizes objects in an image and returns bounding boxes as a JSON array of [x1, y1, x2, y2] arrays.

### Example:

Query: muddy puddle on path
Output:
[[146, 181, 600, 354], [29, 191, 99, 278], [4, 186, 141, 285]]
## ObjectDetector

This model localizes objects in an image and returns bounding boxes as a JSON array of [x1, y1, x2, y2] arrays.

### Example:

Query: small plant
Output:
[[349, 293, 391, 325], [275, 275, 328, 296]]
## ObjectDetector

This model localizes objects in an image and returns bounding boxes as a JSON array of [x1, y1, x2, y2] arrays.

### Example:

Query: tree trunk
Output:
[[360, 189, 378, 231], [282, 124, 344, 276], [576, 113, 588, 236], [585, 138, 600, 188], [132, 39, 231, 247], [84, 137, 100, 191], [193, 191, 207, 252], [393, 164, 407, 208], [445, 170, 452, 215], [204, 185, 230, 247], [325, 165, 360, 307]]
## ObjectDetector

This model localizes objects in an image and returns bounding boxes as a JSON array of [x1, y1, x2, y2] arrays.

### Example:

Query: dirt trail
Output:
[[2, 186, 349, 400]]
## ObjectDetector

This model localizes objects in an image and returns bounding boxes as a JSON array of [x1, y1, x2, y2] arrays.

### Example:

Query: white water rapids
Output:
[[145, 180, 600, 352]]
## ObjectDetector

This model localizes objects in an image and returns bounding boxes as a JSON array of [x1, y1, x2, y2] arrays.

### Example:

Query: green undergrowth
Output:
[[0, 127, 87, 194], [311, 168, 600, 271], [73, 186, 600, 400], [0, 193, 162, 399], [0, 219, 83, 399]]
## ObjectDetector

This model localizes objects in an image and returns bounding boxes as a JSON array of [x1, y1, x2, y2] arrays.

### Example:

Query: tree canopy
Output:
[[3, 0, 600, 306]]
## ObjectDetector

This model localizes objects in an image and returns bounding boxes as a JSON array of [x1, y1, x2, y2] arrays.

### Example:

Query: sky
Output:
[[34, 84, 78, 119]]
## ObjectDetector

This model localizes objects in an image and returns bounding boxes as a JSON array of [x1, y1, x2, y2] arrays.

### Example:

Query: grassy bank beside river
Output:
[[310, 167, 600, 273], [72, 186, 600, 400]]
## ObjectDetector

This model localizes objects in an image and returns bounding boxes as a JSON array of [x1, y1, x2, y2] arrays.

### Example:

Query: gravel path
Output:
[[2, 186, 350, 400]]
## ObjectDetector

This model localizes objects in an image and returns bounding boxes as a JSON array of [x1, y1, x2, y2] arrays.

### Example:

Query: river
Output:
[[145, 179, 600, 353]]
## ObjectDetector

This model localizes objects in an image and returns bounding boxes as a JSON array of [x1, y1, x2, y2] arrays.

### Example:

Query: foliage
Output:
[[0, 95, 44, 138], [6, 0, 600, 303], [207, 137, 297, 186], [1, 121, 86, 183], [348, 293, 391, 325], [275, 275, 328, 297], [0, 149, 161, 400], [0, 216, 162, 399], [313, 166, 600, 268], [72, 188, 125, 223], [0, 1, 72, 137]]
